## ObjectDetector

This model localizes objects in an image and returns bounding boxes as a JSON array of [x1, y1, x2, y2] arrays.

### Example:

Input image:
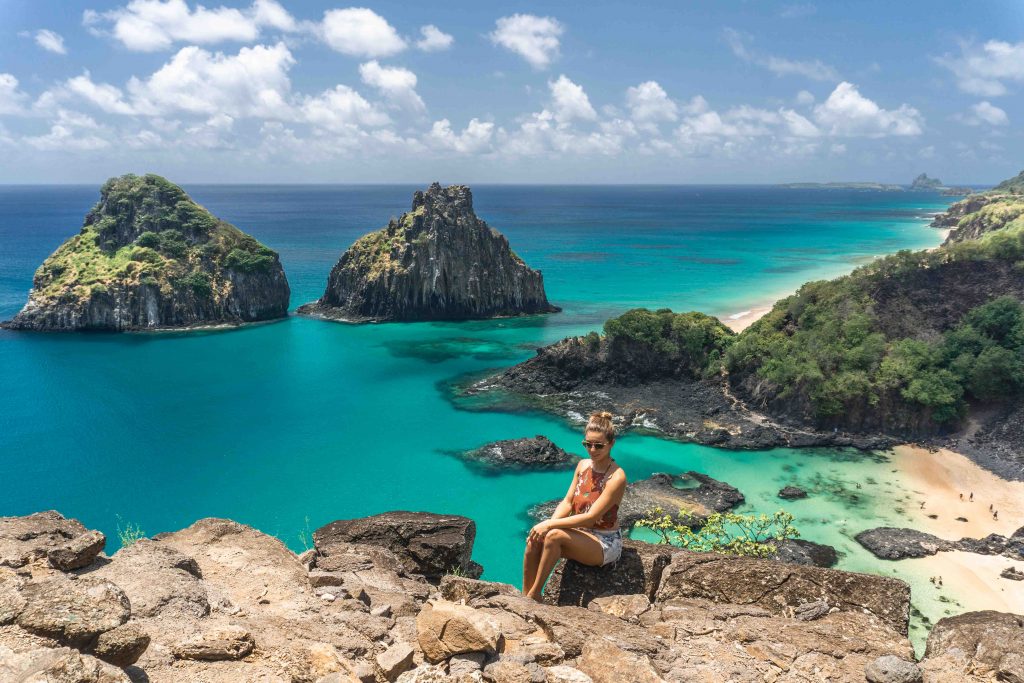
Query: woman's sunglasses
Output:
[[581, 440, 608, 450]]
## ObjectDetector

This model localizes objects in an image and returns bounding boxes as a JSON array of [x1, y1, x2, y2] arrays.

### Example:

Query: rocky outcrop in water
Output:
[[856, 525, 1024, 561], [911, 174, 942, 191], [0, 509, 1014, 682], [2, 174, 289, 331], [457, 436, 579, 471], [298, 183, 558, 322]]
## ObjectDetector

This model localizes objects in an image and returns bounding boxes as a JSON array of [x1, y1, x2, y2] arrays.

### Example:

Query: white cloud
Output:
[[321, 8, 405, 58], [25, 112, 110, 151], [961, 100, 1008, 126], [548, 75, 595, 123], [416, 25, 452, 52], [299, 84, 390, 131], [812, 82, 923, 137], [724, 28, 838, 81], [64, 73, 137, 114], [490, 14, 563, 69], [0, 74, 30, 115], [626, 81, 677, 127], [359, 61, 424, 112], [85, 0, 297, 52], [795, 90, 815, 105], [34, 29, 67, 54], [127, 42, 295, 117], [426, 118, 494, 153], [936, 40, 1024, 96]]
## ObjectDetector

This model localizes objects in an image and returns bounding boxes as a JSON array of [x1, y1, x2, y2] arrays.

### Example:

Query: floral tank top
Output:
[[571, 460, 619, 530]]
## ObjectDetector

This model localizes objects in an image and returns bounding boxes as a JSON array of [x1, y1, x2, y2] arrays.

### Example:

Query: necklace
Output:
[[592, 459, 614, 476]]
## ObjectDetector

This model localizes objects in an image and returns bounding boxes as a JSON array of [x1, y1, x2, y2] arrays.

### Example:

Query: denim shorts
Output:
[[584, 527, 622, 566]]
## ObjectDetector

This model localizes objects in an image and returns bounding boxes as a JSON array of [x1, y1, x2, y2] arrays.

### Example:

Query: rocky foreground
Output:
[[3, 174, 290, 331], [298, 183, 559, 323], [1, 510, 1020, 683]]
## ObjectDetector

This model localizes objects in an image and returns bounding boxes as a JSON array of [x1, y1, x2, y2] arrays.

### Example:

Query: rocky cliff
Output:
[[3, 174, 290, 331], [297, 183, 559, 322], [3, 509, 1016, 683]]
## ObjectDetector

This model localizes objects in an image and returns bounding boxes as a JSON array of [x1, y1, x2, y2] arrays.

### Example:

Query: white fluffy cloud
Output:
[[0, 74, 30, 115], [812, 82, 923, 137], [85, 0, 297, 51], [626, 81, 678, 127], [427, 118, 494, 153], [416, 25, 453, 52], [65, 73, 137, 114], [321, 8, 405, 58], [936, 40, 1024, 96], [549, 75, 595, 123], [34, 29, 68, 55], [125, 42, 295, 117], [961, 100, 1008, 126], [299, 85, 390, 131], [490, 14, 563, 69], [359, 61, 424, 112], [724, 28, 837, 81]]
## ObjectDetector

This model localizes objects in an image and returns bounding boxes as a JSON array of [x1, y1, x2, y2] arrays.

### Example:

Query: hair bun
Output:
[[597, 411, 614, 419]]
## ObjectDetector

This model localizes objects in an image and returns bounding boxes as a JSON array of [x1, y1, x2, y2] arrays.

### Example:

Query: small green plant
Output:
[[297, 515, 313, 551], [446, 564, 467, 577], [115, 514, 146, 547], [635, 508, 799, 558]]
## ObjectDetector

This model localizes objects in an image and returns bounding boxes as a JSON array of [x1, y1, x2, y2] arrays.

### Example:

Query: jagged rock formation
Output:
[[3, 174, 289, 331], [298, 183, 559, 322], [456, 436, 579, 471], [0, 509, 1014, 682], [911, 174, 943, 190], [856, 525, 1024, 561]]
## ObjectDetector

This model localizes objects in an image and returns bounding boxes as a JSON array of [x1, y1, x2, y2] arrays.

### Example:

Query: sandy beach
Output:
[[888, 445, 1024, 616], [722, 305, 774, 332]]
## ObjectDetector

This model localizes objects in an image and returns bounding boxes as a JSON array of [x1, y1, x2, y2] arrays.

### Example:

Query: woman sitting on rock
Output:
[[523, 411, 627, 601]]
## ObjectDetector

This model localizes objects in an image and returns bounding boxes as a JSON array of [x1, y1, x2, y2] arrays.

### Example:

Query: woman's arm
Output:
[[548, 461, 583, 520], [531, 469, 626, 537]]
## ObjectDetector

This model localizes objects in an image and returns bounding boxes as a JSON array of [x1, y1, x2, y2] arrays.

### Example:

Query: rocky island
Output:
[[2, 508, 1018, 682], [2, 174, 290, 331], [910, 173, 943, 191], [298, 183, 559, 323]]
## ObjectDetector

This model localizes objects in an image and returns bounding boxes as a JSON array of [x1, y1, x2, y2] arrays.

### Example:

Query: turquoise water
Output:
[[0, 185, 953, 644]]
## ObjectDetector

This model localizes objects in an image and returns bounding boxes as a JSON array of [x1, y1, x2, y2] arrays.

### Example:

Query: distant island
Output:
[[910, 173, 942, 190], [2, 174, 290, 332], [298, 182, 559, 323], [778, 174, 980, 195]]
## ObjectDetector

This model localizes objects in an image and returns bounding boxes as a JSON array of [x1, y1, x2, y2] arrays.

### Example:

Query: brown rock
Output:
[[543, 540, 671, 607], [655, 550, 911, 635], [923, 610, 1024, 678], [0, 511, 105, 570], [544, 665, 593, 683], [588, 594, 651, 622], [577, 640, 665, 683], [440, 575, 520, 604], [416, 600, 501, 663], [0, 569, 27, 625], [88, 538, 209, 618], [314, 511, 483, 580], [173, 625, 255, 661], [0, 644, 131, 683], [377, 642, 415, 681], [16, 576, 131, 649], [90, 622, 150, 667]]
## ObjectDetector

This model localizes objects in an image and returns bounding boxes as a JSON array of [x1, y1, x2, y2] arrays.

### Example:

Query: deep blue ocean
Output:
[[0, 185, 956, 643]]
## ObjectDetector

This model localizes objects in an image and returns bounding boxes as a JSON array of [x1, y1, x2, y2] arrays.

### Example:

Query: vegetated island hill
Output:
[[298, 183, 559, 322], [464, 169, 1024, 479], [2, 174, 290, 331]]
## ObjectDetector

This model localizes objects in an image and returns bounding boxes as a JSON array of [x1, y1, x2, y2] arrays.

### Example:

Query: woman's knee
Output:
[[543, 529, 569, 547]]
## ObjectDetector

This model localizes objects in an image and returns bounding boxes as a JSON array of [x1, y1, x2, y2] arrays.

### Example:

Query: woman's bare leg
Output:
[[526, 529, 605, 601], [522, 537, 543, 593]]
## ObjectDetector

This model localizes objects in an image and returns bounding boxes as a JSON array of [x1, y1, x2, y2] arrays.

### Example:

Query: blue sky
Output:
[[1, 0, 1022, 183]]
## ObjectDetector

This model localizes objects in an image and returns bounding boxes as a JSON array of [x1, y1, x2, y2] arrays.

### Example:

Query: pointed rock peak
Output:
[[411, 182, 474, 215]]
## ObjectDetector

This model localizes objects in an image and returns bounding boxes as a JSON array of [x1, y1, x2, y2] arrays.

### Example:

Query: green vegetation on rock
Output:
[[604, 308, 735, 379], [636, 508, 800, 558]]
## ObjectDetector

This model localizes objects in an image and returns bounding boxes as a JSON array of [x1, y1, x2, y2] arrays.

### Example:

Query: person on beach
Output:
[[522, 411, 627, 601]]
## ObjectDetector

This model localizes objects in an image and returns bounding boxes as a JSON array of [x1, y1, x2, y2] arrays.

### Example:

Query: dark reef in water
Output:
[[3, 174, 289, 331], [298, 182, 559, 323]]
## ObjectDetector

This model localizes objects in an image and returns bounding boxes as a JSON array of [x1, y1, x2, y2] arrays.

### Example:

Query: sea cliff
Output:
[[2, 174, 290, 331], [298, 183, 559, 322]]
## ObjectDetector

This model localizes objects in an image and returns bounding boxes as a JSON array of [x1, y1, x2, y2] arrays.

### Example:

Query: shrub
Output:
[[636, 509, 800, 558]]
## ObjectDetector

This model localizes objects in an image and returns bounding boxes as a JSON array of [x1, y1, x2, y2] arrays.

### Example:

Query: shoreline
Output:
[[887, 445, 1024, 619]]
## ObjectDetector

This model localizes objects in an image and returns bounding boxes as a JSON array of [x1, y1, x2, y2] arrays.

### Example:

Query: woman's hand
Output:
[[527, 520, 553, 544]]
